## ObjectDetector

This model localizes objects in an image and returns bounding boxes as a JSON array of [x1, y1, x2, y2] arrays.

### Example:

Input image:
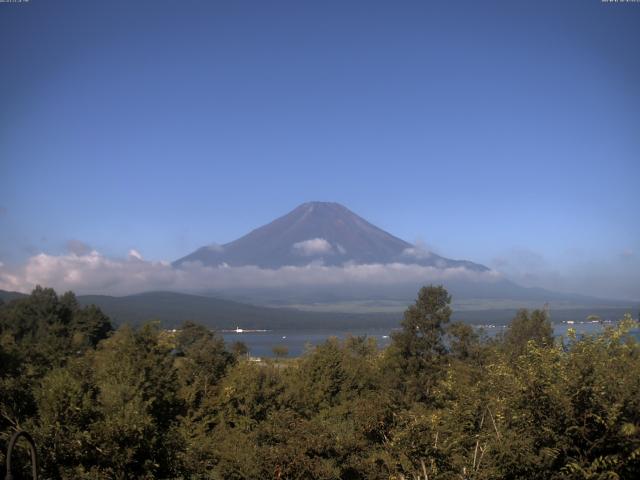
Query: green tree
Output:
[[447, 321, 483, 362], [174, 321, 235, 410], [0, 287, 113, 466], [88, 323, 182, 479], [385, 285, 452, 403], [503, 308, 554, 357]]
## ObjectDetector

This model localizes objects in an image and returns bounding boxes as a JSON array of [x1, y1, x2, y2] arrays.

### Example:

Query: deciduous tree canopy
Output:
[[1, 285, 639, 479]]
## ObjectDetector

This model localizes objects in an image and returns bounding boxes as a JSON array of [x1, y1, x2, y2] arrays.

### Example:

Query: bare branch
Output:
[[487, 406, 501, 443], [420, 458, 429, 480]]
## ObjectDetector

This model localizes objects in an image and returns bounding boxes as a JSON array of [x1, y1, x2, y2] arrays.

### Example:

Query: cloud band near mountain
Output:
[[0, 250, 502, 296]]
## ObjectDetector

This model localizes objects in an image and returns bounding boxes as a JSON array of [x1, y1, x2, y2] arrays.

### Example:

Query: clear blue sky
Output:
[[1, 0, 638, 298]]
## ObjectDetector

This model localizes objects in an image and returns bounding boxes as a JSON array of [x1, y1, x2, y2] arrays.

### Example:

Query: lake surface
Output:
[[221, 328, 394, 358], [221, 322, 638, 358]]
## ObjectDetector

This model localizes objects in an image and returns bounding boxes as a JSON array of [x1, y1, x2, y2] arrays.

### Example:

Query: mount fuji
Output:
[[174, 201, 486, 271]]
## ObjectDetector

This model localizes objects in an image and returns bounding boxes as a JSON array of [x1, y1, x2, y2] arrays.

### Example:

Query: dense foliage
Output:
[[1, 286, 639, 479]]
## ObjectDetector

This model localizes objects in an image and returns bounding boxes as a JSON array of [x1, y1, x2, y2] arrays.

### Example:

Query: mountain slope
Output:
[[174, 201, 487, 270]]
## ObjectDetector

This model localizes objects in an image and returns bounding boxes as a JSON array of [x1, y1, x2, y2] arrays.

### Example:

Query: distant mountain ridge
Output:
[[0, 289, 399, 329], [1, 289, 635, 329], [174, 201, 487, 270]]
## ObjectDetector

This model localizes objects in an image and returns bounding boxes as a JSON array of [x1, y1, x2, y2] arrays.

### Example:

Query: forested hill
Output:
[[76, 291, 400, 329], [0, 289, 399, 329], [0, 289, 27, 303], [1, 289, 636, 329], [0, 290, 401, 330]]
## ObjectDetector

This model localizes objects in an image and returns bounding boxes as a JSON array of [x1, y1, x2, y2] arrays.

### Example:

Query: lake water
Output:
[[221, 322, 638, 358], [221, 328, 394, 358]]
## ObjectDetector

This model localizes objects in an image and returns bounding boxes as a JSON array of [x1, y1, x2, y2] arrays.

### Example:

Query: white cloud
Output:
[[128, 249, 144, 261], [0, 249, 503, 296], [292, 238, 333, 256], [3, 246, 637, 301]]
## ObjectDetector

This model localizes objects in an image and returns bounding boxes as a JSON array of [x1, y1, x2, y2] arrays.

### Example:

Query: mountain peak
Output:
[[295, 201, 349, 214], [299, 201, 343, 208], [173, 202, 488, 271]]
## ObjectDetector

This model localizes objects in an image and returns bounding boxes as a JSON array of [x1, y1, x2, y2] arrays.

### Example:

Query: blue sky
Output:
[[1, 0, 639, 299]]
